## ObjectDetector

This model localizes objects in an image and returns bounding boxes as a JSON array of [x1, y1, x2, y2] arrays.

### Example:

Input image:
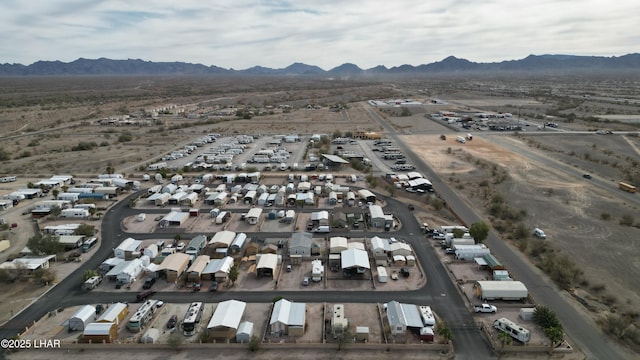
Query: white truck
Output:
[[473, 303, 497, 313]]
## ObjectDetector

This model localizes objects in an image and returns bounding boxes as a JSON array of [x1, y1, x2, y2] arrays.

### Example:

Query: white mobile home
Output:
[[114, 237, 142, 259], [369, 205, 385, 228], [112, 258, 144, 284], [61, 208, 90, 218]]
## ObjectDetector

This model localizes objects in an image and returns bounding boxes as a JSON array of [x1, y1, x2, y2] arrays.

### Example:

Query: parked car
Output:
[[391, 271, 399, 280], [302, 277, 310, 286], [582, 174, 592, 179], [142, 277, 156, 289], [209, 281, 218, 292], [166, 315, 178, 329], [176, 242, 186, 252]]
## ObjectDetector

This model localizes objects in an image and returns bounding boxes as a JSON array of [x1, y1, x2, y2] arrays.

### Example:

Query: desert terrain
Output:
[[1, 74, 639, 357]]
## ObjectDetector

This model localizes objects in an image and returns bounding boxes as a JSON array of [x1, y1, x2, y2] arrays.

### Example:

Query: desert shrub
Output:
[[118, 131, 133, 142], [71, 141, 98, 151], [0, 148, 9, 161], [599, 314, 637, 341], [619, 214, 634, 226], [512, 223, 529, 240], [600, 213, 611, 221], [539, 253, 583, 289]]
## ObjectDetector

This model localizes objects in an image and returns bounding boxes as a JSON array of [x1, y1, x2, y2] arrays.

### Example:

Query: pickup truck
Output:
[[473, 304, 497, 313]]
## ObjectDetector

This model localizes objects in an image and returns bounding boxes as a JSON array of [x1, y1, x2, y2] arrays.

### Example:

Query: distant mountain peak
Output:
[[1, 54, 639, 76]]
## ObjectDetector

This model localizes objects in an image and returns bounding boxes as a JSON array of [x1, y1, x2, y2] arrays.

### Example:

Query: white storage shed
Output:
[[68, 305, 96, 331]]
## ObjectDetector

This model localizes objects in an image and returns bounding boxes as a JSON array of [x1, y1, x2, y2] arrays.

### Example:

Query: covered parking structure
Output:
[[341, 248, 370, 278], [162, 211, 189, 226], [207, 300, 247, 339], [159, 253, 191, 282], [256, 253, 278, 278]]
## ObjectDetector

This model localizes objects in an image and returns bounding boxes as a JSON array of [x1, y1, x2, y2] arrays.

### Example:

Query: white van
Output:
[[315, 225, 331, 233], [534, 228, 546, 239]]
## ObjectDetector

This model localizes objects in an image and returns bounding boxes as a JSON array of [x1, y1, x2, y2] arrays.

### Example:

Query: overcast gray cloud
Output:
[[0, 0, 637, 69]]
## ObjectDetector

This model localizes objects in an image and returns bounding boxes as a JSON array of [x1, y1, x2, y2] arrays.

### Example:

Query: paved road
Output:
[[366, 106, 632, 360]]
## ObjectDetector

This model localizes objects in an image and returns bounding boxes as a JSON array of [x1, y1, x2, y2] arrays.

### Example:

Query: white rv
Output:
[[493, 318, 530, 343], [456, 136, 466, 144]]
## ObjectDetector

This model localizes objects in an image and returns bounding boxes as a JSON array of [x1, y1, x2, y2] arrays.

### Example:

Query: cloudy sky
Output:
[[1, 0, 637, 70]]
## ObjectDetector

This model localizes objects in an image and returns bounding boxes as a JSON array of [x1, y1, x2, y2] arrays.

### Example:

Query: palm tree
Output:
[[228, 264, 239, 287], [545, 326, 564, 353], [436, 321, 452, 344], [88, 207, 97, 219], [497, 331, 512, 357], [106, 164, 114, 175]]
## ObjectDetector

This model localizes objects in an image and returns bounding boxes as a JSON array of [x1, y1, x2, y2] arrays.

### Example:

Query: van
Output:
[[534, 228, 546, 239], [315, 225, 331, 233], [136, 289, 156, 302]]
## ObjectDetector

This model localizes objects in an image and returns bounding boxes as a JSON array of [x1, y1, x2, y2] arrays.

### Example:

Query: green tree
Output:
[[228, 264, 239, 287], [74, 224, 95, 237], [497, 330, 513, 356], [106, 164, 115, 175], [32, 268, 56, 285], [88, 207, 97, 219], [544, 326, 564, 349], [469, 222, 490, 244], [452, 228, 465, 238], [26, 234, 64, 256], [51, 188, 59, 199], [436, 321, 452, 344], [83, 269, 99, 281], [533, 306, 561, 329], [49, 205, 62, 219]]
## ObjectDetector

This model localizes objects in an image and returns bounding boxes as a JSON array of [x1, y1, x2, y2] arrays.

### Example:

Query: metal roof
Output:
[[321, 154, 349, 164], [256, 253, 278, 270], [207, 300, 246, 330], [209, 231, 236, 246], [386, 301, 423, 329], [202, 256, 234, 275], [340, 248, 370, 269], [270, 299, 306, 327], [83, 322, 115, 335]]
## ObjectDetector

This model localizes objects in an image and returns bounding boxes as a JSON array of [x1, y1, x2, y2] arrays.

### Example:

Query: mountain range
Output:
[[1, 54, 639, 76]]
